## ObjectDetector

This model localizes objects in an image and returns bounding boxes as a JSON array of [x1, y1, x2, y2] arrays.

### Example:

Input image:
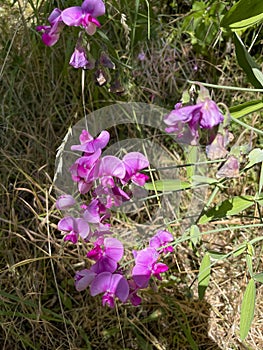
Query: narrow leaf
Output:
[[144, 180, 191, 192], [198, 253, 211, 300], [198, 196, 255, 224], [190, 224, 201, 247], [233, 244, 247, 257], [253, 273, 263, 283], [221, 0, 263, 30], [208, 251, 228, 260], [246, 254, 253, 277], [234, 33, 263, 88], [240, 279, 256, 340], [192, 175, 218, 185], [229, 100, 263, 119]]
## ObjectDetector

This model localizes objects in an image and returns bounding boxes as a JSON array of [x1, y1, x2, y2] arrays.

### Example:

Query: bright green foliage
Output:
[[233, 33, 263, 88], [190, 224, 201, 247], [221, 0, 263, 31], [240, 279, 256, 340], [230, 100, 263, 119], [181, 1, 226, 53], [144, 180, 191, 192], [198, 196, 256, 224], [244, 148, 263, 170], [198, 253, 211, 300], [253, 273, 263, 283]]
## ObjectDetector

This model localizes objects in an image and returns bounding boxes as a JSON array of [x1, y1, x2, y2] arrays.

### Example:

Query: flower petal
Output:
[[56, 194, 75, 210], [57, 216, 75, 231], [81, 0, 106, 17], [115, 275, 129, 302], [123, 152, 149, 172], [75, 269, 96, 291], [90, 271, 112, 296], [105, 238, 124, 262], [96, 156, 126, 179], [132, 264, 151, 288], [61, 7, 83, 26], [76, 218, 90, 240]]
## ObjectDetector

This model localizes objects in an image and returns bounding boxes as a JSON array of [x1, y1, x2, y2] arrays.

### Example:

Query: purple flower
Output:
[[58, 216, 91, 243], [56, 194, 76, 210], [122, 152, 149, 186], [90, 272, 129, 308], [69, 150, 101, 194], [164, 99, 224, 143], [69, 46, 90, 69], [149, 230, 174, 254], [75, 269, 97, 291], [71, 130, 110, 154], [132, 247, 169, 288], [61, 0, 105, 35], [138, 52, 146, 61], [95, 156, 126, 180], [87, 237, 124, 273], [93, 184, 130, 209], [36, 8, 64, 46], [128, 279, 142, 306], [199, 100, 224, 129], [82, 198, 101, 223], [216, 155, 240, 178]]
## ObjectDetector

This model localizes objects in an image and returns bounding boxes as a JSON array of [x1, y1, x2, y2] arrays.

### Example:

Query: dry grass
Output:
[[1, 1, 263, 349]]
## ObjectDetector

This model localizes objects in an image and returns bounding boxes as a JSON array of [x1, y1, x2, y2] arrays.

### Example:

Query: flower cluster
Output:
[[164, 87, 224, 144], [56, 129, 173, 307], [36, 0, 106, 69]]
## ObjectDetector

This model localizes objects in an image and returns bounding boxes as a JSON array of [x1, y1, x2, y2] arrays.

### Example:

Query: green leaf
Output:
[[144, 180, 191, 192], [253, 67, 263, 86], [244, 148, 263, 170], [256, 194, 263, 207], [240, 279, 256, 340], [253, 272, 263, 283], [233, 33, 263, 88], [246, 254, 253, 277], [208, 251, 228, 260], [198, 196, 255, 224], [229, 100, 263, 119], [192, 175, 218, 185], [186, 147, 198, 179], [198, 253, 211, 300], [221, 0, 263, 30], [233, 243, 247, 257], [190, 224, 201, 247]]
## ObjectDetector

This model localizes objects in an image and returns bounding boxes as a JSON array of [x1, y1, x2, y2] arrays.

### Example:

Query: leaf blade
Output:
[[221, 0, 263, 30], [240, 279, 256, 340], [198, 196, 255, 224], [198, 253, 211, 300], [233, 33, 263, 88]]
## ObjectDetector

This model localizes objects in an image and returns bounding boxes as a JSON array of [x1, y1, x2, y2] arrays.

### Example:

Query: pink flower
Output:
[[69, 46, 90, 69], [149, 230, 174, 254], [90, 272, 129, 308], [74, 269, 97, 291], [71, 130, 110, 154], [87, 237, 124, 273], [58, 216, 91, 243], [122, 152, 149, 186], [61, 0, 105, 35], [56, 194, 75, 210], [164, 99, 224, 144], [132, 247, 169, 288], [36, 8, 64, 46]]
